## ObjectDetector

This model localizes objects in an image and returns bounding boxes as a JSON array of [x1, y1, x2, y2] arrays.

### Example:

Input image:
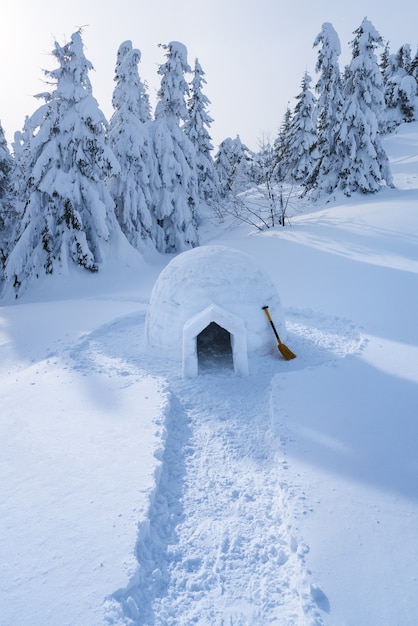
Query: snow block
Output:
[[145, 245, 286, 376]]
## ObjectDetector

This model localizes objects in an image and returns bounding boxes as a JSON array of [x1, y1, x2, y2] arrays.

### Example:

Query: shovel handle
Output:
[[262, 305, 281, 344]]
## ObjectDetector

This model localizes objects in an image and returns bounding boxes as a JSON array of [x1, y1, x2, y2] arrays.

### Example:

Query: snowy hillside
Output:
[[1, 122, 418, 626]]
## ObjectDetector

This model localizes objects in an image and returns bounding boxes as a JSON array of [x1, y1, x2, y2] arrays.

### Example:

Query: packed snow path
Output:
[[104, 309, 361, 625], [109, 372, 321, 625]]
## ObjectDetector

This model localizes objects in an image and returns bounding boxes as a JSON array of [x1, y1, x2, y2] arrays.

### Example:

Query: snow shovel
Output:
[[262, 306, 296, 360]]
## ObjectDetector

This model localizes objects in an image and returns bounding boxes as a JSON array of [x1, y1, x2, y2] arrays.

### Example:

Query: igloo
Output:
[[145, 245, 286, 377]]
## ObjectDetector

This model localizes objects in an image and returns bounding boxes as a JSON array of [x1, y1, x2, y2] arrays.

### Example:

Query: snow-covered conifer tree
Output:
[[0, 123, 14, 279], [214, 135, 252, 197], [150, 41, 199, 253], [380, 42, 390, 77], [383, 43, 417, 130], [7, 117, 45, 255], [184, 58, 220, 203], [333, 18, 393, 195], [395, 74, 418, 125], [410, 47, 418, 82], [283, 73, 317, 182], [214, 138, 233, 196], [3, 30, 123, 298], [304, 22, 344, 194], [107, 40, 156, 251], [382, 45, 402, 119], [396, 44, 412, 74], [273, 106, 292, 181], [10, 117, 34, 206]]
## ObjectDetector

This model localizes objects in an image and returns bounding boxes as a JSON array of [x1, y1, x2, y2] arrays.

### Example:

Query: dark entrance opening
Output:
[[196, 322, 233, 372]]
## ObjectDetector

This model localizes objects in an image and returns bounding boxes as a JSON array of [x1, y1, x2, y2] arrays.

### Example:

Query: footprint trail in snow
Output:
[[107, 362, 324, 625]]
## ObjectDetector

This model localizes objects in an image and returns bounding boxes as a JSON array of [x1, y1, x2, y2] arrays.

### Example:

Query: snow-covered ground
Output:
[[1, 122, 418, 625]]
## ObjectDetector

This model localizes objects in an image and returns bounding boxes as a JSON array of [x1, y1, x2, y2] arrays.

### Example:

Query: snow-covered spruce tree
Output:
[[304, 22, 345, 195], [382, 43, 418, 130], [333, 18, 393, 195], [214, 135, 253, 197], [396, 44, 412, 74], [380, 41, 391, 78], [10, 116, 35, 208], [410, 46, 418, 83], [150, 41, 199, 253], [4, 118, 37, 274], [282, 72, 317, 182], [107, 40, 156, 251], [213, 138, 233, 196], [7, 115, 49, 254], [0, 122, 15, 280], [184, 58, 220, 203], [2, 30, 124, 298], [272, 106, 292, 181]]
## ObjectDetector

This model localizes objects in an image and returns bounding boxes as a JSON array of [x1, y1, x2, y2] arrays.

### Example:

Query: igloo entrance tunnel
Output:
[[145, 245, 287, 376]]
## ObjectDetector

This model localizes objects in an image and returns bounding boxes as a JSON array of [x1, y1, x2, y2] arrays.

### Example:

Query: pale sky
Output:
[[3, 0, 418, 150]]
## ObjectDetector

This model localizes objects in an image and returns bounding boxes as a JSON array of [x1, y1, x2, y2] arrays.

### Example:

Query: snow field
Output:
[[0, 299, 168, 626], [2, 122, 418, 626], [107, 375, 321, 625], [271, 353, 418, 626]]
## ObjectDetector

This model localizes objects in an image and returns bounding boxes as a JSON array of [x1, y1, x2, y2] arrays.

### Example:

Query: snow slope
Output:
[[1, 122, 418, 625]]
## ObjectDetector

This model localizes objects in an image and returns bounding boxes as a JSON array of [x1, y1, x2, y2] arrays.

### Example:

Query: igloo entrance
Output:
[[182, 304, 249, 377], [197, 322, 233, 372]]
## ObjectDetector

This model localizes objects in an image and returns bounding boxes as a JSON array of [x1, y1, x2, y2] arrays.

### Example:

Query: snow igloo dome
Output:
[[145, 245, 286, 376]]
